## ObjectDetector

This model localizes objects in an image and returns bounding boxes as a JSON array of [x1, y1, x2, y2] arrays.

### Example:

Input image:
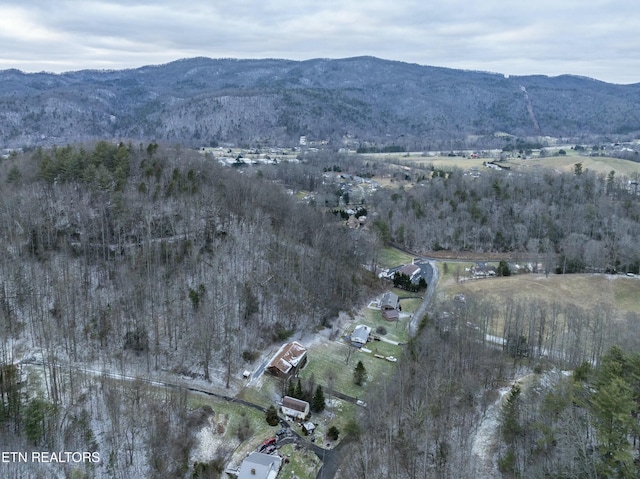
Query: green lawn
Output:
[[362, 149, 640, 179], [613, 277, 640, 314], [320, 400, 356, 439], [360, 308, 409, 343], [366, 339, 402, 357], [504, 154, 640, 177], [398, 297, 423, 315], [299, 338, 400, 399], [439, 273, 640, 338], [187, 393, 276, 442], [437, 260, 475, 284], [278, 444, 321, 479], [377, 247, 414, 269], [237, 375, 281, 406]]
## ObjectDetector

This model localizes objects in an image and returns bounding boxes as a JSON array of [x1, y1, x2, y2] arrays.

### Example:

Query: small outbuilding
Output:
[[382, 309, 400, 322], [302, 421, 315, 436]]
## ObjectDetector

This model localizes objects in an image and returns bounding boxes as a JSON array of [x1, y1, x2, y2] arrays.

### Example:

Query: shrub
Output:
[[236, 413, 253, 441], [265, 406, 279, 426], [242, 350, 259, 362], [123, 327, 148, 352], [327, 426, 340, 441]]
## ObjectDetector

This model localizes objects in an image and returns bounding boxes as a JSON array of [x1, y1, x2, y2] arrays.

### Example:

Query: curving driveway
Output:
[[409, 259, 439, 336]]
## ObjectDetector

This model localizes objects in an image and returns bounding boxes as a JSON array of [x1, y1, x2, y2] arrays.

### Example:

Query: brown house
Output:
[[382, 308, 400, 322], [399, 263, 420, 281], [266, 341, 308, 379]]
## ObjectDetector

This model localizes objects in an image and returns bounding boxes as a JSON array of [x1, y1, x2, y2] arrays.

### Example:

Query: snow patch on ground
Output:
[[192, 414, 238, 464], [471, 387, 510, 478], [471, 368, 570, 477]]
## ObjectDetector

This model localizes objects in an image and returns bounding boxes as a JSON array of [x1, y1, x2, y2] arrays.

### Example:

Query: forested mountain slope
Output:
[[0, 143, 376, 379], [0, 143, 383, 477], [1, 56, 639, 149]]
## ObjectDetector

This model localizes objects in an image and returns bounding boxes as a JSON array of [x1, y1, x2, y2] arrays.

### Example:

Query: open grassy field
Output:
[[187, 392, 277, 441], [440, 273, 640, 313], [237, 373, 281, 405], [361, 151, 487, 170], [363, 150, 640, 178], [439, 273, 640, 338], [613, 277, 640, 313], [360, 306, 410, 344], [278, 444, 321, 479], [298, 336, 402, 400], [504, 154, 640, 177]]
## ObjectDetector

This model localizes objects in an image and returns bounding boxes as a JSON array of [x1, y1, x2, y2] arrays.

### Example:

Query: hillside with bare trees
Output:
[[0, 143, 380, 478]]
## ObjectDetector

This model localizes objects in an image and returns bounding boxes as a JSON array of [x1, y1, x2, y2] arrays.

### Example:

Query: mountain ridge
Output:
[[1, 56, 639, 149]]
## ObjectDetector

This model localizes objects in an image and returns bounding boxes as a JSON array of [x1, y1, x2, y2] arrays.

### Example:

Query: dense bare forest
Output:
[[367, 164, 640, 274], [258, 149, 640, 275], [0, 143, 379, 478]]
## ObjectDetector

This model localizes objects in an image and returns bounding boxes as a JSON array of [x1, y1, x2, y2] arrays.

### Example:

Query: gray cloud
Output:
[[0, 0, 637, 84]]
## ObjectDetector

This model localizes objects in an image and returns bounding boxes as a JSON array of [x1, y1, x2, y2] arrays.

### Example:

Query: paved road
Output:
[[409, 259, 439, 336], [314, 439, 349, 479], [413, 258, 435, 287], [248, 355, 271, 386]]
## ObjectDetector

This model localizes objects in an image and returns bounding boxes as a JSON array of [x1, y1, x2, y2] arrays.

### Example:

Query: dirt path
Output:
[[470, 387, 510, 478]]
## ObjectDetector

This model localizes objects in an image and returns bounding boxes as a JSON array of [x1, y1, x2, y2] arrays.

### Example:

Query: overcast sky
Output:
[[1, 1, 638, 84]]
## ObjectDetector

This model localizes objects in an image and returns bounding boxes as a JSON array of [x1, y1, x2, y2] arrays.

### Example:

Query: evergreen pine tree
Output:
[[353, 361, 367, 386], [286, 378, 295, 398], [294, 378, 303, 399], [312, 385, 326, 413]]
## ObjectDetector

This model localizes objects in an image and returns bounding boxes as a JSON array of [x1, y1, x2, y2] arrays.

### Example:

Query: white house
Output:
[[281, 396, 310, 420], [238, 452, 282, 479], [351, 325, 371, 347], [380, 291, 399, 310]]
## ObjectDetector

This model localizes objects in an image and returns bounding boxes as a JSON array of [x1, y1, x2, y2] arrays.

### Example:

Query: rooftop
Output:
[[267, 341, 307, 375], [238, 452, 282, 479], [282, 396, 310, 413]]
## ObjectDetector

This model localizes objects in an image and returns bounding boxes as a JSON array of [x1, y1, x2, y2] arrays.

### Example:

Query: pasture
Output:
[[438, 271, 640, 362], [363, 149, 640, 178], [439, 273, 640, 315]]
